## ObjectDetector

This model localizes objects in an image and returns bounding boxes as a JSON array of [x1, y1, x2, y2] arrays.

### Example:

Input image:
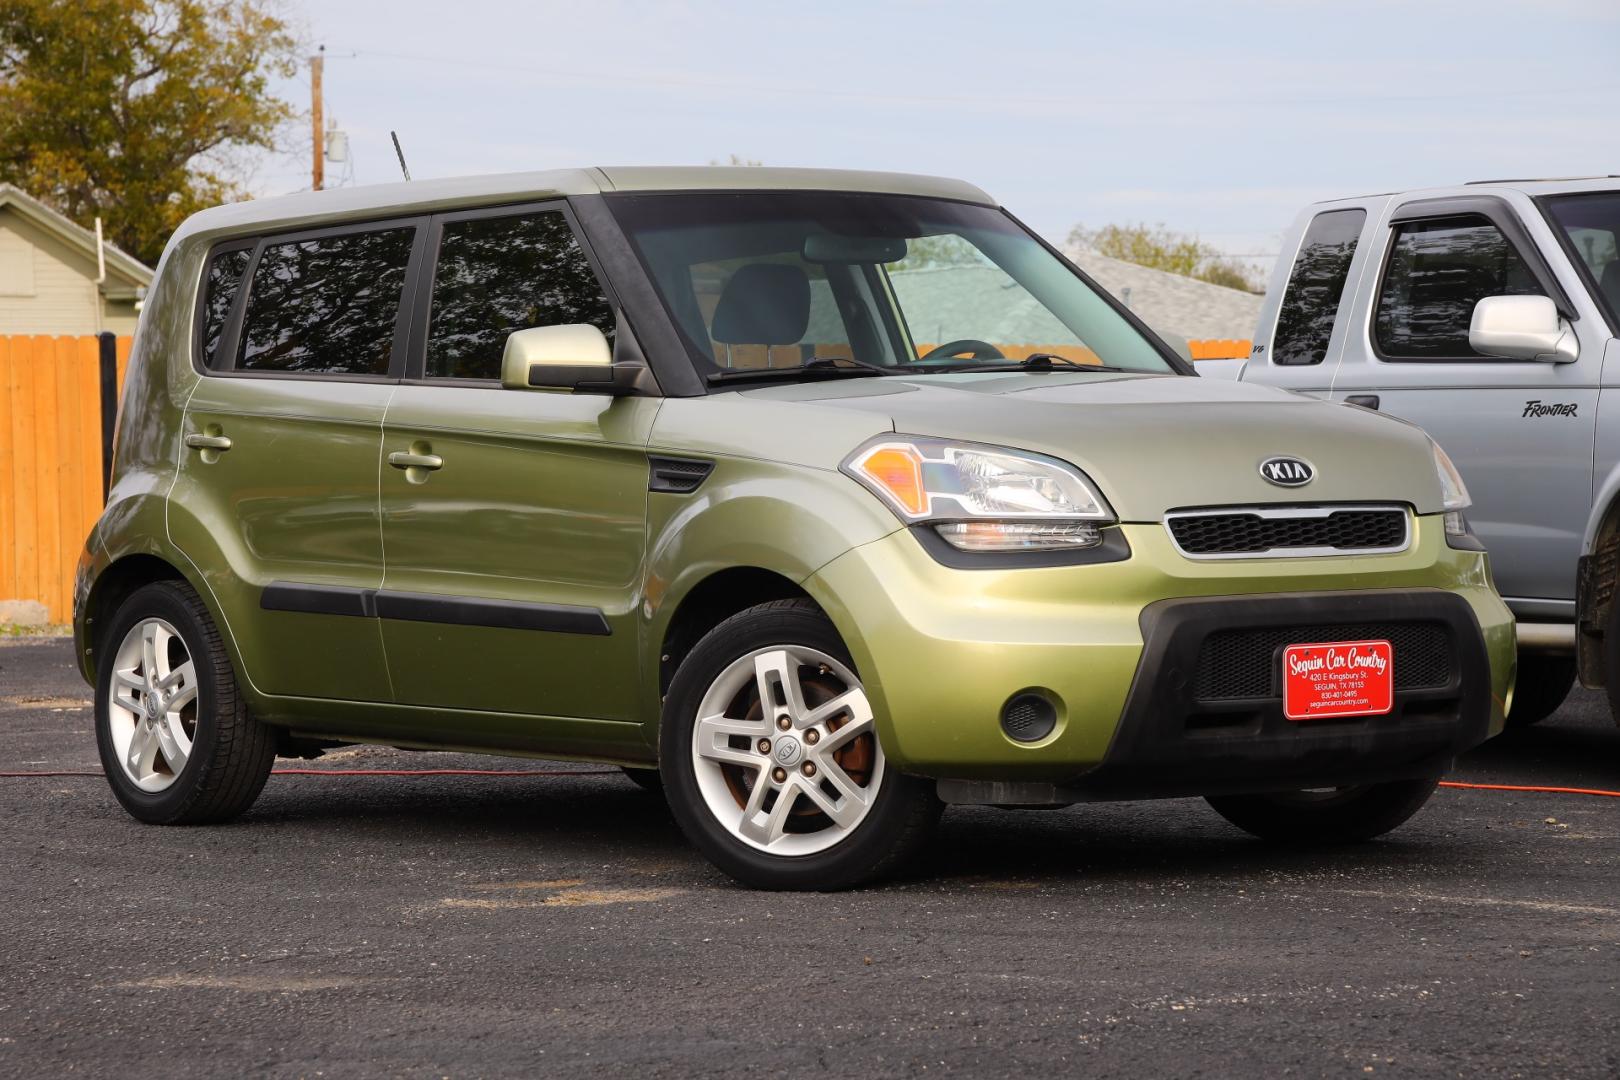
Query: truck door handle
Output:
[[388, 451, 443, 471], [184, 433, 233, 452], [1345, 394, 1380, 410]]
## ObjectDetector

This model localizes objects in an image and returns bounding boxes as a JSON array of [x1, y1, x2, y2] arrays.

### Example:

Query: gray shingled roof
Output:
[[1062, 248, 1263, 341]]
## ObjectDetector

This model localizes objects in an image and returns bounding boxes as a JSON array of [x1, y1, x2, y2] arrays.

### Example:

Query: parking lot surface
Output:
[[3, 636, 1617, 1078]]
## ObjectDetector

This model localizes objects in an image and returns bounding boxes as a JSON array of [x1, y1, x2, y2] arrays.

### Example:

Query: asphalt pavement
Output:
[[2, 636, 1617, 1078]]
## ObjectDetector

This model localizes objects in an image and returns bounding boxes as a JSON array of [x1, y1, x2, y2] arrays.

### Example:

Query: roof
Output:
[[1318, 175, 1620, 210], [1064, 248, 1263, 341], [0, 184, 153, 298], [170, 166, 997, 251]]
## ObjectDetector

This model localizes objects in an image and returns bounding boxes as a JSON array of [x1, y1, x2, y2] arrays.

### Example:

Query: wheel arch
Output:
[[1576, 477, 1620, 687], [654, 566, 818, 699]]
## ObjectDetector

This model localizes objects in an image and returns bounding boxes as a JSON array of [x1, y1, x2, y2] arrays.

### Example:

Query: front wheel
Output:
[[1205, 778, 1439, 844], [1505, 652, 1574, 729], [660, 600, 939, 890]]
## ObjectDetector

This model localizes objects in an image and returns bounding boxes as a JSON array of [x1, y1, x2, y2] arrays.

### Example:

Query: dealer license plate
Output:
[[1281, 640, 1394, 721]]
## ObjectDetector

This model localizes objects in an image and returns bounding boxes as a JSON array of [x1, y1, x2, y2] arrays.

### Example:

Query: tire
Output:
[[1506, 652, 1575, 729], [1205, 777, 1439, 844], [659, 599, 940, 890], [94, 580, 276, 825], [621, 766, 663, 793]]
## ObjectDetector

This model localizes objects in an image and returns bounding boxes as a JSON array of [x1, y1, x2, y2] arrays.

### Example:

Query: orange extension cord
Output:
[[0, 770, 1617, 798], [1438, 780, 1620, 799]]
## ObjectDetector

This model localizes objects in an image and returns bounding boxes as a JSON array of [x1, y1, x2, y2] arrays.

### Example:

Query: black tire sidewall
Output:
[[1507, 651, 1575, 729], [1206, 777, 1439, 844], [660, 602, 935, 890], [94, 582, 232, 824]]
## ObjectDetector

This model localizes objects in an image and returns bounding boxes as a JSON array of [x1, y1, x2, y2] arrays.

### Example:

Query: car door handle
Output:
[[1345, 394, 1380, 410], [184, 433, 233, 451], [388, 451, 443, 471]]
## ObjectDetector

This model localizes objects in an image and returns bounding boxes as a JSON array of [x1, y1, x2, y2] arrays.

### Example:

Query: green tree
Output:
[[0, 0, 299, 266], [1067, 221, 1262, 293]]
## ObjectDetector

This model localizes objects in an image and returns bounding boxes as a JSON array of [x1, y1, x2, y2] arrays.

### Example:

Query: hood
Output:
[[737, 372, 1447, 521]]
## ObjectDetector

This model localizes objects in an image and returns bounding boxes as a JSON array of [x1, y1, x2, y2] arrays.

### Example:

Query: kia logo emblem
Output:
[[1259, 456, 1314, 487]]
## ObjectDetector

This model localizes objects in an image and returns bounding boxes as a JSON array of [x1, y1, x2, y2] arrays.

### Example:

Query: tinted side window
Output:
[[425, 211, 614, 380], [238, 227, 414, 375], [1373, 215, 1544, 360], [198, 247, 251, 369], [1272, 209, 1365, 366]]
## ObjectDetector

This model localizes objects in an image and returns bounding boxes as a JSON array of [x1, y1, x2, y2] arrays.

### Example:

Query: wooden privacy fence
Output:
[[1, 334, 130, 625]]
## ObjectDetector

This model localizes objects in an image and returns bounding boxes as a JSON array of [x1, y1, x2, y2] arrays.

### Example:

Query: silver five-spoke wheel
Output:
[[107, 617, 199, 792], [690, 645, 884, 856]]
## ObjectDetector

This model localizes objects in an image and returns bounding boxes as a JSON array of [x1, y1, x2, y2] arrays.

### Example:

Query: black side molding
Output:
[[260, 582, 376, 618], [260, 582, 610, 636], [649, 455, 714, 494], [372, 591, 610, 636]]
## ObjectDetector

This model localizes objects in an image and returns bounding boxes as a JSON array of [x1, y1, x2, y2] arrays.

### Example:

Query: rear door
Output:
[[375, 203, 657, 750], [170, 220, 423, 700], [1328, 197, 1602, 610]]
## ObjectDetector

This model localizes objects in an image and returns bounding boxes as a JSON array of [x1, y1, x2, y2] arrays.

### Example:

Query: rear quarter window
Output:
[[197, 247, 252, 370], [1271, 209, 1365, 366]]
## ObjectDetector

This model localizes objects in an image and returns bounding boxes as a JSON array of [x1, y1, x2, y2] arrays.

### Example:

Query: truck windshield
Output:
[[1543, 191, 1620, 328], [603, 192, 1176, 382]]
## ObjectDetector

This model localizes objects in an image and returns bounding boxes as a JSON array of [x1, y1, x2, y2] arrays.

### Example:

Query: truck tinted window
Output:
[[1373, 215, 1544, 360], [1272, 209, 1365, 366], [198, 247, 251, 370], [1543, 191, 1620, 329], [237, 227, 414, 376], [425, 210, 615, 380]]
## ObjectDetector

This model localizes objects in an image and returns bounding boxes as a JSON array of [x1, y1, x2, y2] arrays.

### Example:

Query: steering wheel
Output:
[[914, 339, 1005, 365]]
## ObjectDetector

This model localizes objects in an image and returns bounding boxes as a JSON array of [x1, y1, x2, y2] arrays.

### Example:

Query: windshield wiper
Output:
[[707, 358, 892, 385], [903, 353, 1134, 375]]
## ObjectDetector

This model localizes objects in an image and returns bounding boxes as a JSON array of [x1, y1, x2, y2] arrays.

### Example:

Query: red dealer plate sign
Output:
[[1282, 640, 1394, 721]]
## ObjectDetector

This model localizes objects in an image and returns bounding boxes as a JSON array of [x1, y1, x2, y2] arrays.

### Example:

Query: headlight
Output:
[[1429, 438, 1471, 512], [842, 437, 1114, 552]]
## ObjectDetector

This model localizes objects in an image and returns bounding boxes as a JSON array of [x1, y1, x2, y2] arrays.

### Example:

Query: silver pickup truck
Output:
[[1207, 177, 1620, 728]]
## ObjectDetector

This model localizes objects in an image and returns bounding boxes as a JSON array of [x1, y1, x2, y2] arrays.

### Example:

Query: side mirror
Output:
[[1157, 331, 1195, 364], [500, 324, 639, 394], [1468, 295, 1578, 363]]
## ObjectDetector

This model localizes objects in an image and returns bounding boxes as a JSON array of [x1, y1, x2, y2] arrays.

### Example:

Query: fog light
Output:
[[1000, 692, 1058, 743], [936, 521, 1101, 552], [1444, 511, 1468, 536]]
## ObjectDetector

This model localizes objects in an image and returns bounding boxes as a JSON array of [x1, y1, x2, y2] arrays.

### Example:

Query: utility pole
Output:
[[311, 45, 325, 191]]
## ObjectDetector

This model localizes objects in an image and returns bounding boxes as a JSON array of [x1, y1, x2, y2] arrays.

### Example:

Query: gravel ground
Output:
[[2, 636, 1617, 1078]]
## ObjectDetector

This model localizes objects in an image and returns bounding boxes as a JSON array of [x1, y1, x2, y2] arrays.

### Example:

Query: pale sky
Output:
[[255, 0, 1619, 275]]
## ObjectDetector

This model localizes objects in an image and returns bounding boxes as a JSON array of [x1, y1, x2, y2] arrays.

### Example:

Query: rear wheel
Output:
[[660, 599, 939, 890], [1205, 778, 1439, 844], [94, 581, 276, 824], [1506, 652, 1575, 729]]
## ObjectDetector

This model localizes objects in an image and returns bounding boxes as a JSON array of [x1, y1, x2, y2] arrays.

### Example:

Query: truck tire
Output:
[[94, 580, 277, 825], [1206, 778, 1439, 844], [1505, 652, 1575, 729], [660, 599, 940, 890]]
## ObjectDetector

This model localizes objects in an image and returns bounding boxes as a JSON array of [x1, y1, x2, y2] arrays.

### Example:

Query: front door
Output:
[[375, 204, 656, 750], [1329, 201, 1602, 610], [170, 220, 421, 701]]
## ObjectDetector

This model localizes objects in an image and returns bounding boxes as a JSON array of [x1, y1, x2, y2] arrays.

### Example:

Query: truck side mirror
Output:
[[1468, 295, 1578, 364], [500, 324, 639, 394]]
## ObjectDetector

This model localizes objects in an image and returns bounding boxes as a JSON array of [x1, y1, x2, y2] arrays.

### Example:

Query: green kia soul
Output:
[[74, 167, 1515, 889]]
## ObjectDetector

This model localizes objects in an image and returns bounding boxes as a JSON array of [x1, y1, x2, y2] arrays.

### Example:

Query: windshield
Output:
[[604, 192, 1176, 382], [1543, 191, 1620, 329]]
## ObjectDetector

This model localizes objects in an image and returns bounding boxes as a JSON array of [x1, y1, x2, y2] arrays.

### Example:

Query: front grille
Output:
[[1167, 507, 1407, 557], [1192, 620, 1451, 701]]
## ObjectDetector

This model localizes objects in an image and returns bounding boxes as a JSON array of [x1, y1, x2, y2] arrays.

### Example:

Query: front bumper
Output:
[[804, 515, 1515, 794]]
